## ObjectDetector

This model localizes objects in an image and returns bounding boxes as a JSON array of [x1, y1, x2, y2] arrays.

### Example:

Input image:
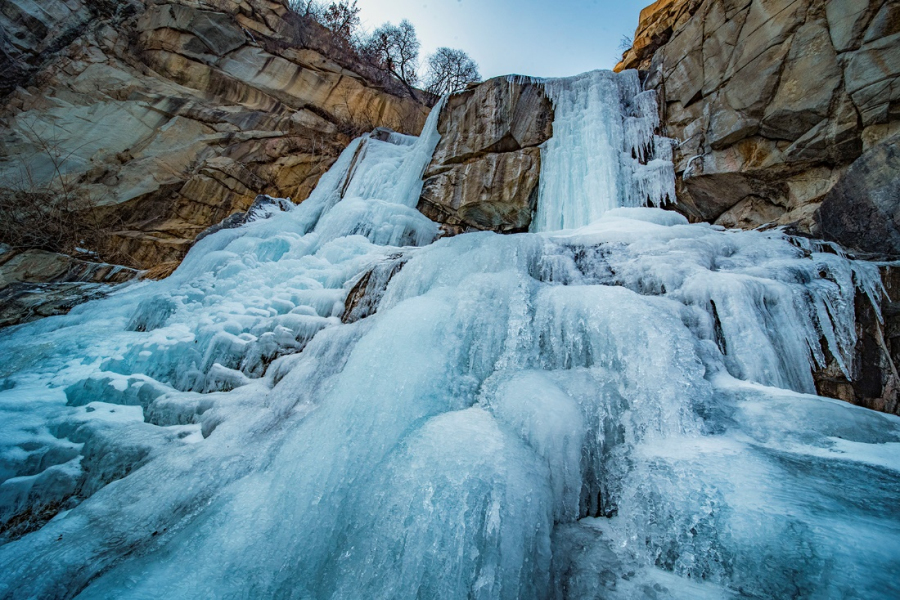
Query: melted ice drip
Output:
[[531, 70, 676, 232], [0, 76, 898, 600]]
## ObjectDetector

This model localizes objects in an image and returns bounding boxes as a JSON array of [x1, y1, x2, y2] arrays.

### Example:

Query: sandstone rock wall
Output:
[[0, 0, 429, 272], [417, 77, 553, 235], [617, 0, 900, 244]]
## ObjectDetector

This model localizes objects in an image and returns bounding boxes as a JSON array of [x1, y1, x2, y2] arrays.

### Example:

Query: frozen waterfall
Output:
[[531, 70, 676, 232], [0, 71, 898, 600]]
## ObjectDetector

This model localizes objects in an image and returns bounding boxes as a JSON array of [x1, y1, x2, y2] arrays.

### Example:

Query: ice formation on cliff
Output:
[[0, 72, 898, 600]]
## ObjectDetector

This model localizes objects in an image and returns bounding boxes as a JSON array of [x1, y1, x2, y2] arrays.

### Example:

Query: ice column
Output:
[[531, 70, 676, 232]]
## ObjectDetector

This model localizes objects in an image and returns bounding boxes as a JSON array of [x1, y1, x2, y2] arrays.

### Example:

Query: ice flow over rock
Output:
[[0, 70, 898, 600]]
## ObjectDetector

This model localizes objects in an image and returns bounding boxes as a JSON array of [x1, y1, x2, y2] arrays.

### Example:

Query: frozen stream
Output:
[[0, 71, 898, 599]]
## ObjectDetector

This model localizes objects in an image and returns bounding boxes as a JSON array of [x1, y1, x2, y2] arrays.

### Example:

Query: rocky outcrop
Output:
[[0, 244, 140, 328], [817, 134, 900, 257], [341, 252, 410, 324], [814, 264, 900, 415], [417, 78, 553, 234], [0, 0, 428, 271], [194, 193, 294, 243], [616, 0, 900, 238]]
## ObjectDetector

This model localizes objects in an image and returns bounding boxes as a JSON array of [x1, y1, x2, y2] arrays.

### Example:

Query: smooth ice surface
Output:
[[0, 73, 898, 600]]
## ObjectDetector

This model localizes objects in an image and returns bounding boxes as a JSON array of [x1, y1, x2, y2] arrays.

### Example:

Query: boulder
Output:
[[419, 149, 541, 233], [417, 78, 553, 233], [817, 135, 900, 256]]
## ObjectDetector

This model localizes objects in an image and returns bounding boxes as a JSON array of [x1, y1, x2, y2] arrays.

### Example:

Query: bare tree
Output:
[[361, 20, 420, 89], [288, 0, 322, 17], [321, 0, 360, 46], [424, 47, 480, 96]]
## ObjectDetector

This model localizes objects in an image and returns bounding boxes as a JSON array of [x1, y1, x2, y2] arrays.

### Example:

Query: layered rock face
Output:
[[0, 0, 428, 274], [417, 78, 553, 234], [617, 0, 900, 247], [0, 244, 140, 328]]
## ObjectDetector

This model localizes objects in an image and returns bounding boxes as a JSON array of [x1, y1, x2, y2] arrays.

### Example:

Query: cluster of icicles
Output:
[[0, 70, 898, 600]]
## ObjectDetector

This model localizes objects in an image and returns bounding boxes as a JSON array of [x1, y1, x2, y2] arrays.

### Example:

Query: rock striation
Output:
[[417, 78, 553, 234], [616, 0, 900, 239], [0, 244, 140, 329], [0, 0, 428, 272]]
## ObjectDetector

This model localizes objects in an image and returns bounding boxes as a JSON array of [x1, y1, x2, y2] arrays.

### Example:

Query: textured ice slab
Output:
[[531, 70, 676, 232], [0, 73, 898, 600]]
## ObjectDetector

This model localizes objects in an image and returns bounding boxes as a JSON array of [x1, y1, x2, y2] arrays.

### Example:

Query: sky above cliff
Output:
[[355, 0, 651, 79]]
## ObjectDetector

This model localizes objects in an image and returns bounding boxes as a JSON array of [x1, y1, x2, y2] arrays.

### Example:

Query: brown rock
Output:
[[417, 77, 553, 234], [342, 253, 410, 324], [615, 0, 704, 73], [429, 78, 553, 167], [761, 19, 842, 140], [714, 195, 786, 229], [617, 0, 896, 239], [0, 247, 141, 329], [701, 1, 749, 96], [0, 0, 430, 275], [844, 32, 900, 125], [419, 149, 541, 233]]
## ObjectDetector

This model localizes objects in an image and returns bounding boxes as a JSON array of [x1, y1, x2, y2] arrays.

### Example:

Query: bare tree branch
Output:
[[361, 20, 421, 91], [424, 47, 480, 96]]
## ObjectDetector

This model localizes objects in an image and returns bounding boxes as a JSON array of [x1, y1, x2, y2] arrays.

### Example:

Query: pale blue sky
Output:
[[354, 0, 651, 79]]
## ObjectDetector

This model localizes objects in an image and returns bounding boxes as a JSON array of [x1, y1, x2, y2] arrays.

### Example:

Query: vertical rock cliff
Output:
[[0, 0, 429, 275], [617, 0, 900, 251]]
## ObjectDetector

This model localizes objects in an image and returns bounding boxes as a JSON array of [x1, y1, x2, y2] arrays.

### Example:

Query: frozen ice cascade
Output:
[[1, 70, 899, 599], [530, 70, 676, 232]]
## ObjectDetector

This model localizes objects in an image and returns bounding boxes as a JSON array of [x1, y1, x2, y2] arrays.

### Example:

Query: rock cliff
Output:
[[417, 78, 553, 235], [0, 0, 428, 275], [616, 0, 900, 252]]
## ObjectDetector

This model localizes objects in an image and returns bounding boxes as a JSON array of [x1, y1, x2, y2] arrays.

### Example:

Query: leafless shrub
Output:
[[0, 124, 123, 261], [617, 34, 634, 62]]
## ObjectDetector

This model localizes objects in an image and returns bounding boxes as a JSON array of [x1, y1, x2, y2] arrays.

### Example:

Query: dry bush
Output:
[[0, 125, 123, 261]]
